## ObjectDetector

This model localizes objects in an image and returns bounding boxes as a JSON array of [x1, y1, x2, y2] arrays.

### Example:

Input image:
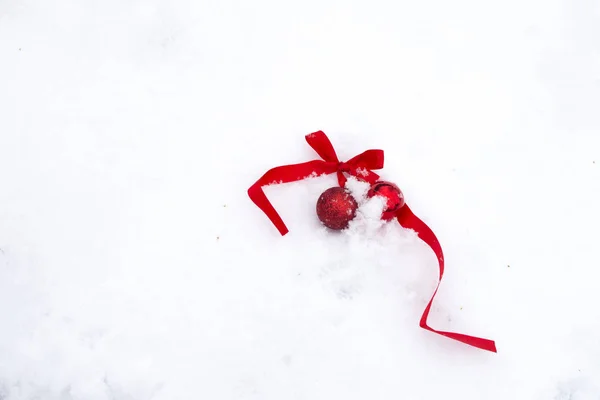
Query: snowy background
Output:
[[1, 0, 600, 399]]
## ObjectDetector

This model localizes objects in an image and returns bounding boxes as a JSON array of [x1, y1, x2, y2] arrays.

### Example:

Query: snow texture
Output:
[[1, 0, 600, 399]]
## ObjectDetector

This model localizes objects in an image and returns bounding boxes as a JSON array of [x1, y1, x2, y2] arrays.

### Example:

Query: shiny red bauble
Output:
[[367, 180, 405, 220], [316, 187, 358, 230]]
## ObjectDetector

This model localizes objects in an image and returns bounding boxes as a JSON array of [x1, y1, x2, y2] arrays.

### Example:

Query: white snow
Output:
[[1, 0, 600, 399]]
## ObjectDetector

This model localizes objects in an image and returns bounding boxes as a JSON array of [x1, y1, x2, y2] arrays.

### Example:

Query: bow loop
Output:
[[305, 131, 339, 163], [341, 149, 384, 184], [345, 149, 384, 171]]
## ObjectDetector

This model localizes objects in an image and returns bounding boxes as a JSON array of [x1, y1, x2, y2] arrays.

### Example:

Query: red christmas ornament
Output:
[[316, 187, 358, 230], [367, 180, 405, 220]]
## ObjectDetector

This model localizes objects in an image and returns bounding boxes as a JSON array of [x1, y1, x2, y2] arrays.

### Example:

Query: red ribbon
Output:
[[248, 131, 497, 353], [396, 206, 497, 352]]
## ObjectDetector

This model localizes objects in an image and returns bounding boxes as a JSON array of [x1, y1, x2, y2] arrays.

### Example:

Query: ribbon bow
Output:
[[248, 131, 497, 353], [247, 130, 384, 236]]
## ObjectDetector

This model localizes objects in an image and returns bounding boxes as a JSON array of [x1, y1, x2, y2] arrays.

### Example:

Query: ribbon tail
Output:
[[248, 160, 336, 236], [396, 205, 497, 353], [337, 171, 347, 187]]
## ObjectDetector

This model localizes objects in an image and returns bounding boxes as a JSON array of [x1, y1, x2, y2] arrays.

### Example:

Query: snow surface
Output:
[[1, 0, 600, 399]]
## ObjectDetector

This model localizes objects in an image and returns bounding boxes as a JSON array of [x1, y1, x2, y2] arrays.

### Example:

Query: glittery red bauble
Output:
[[367, 181, 405, 220], [316, 187, 358, 230]]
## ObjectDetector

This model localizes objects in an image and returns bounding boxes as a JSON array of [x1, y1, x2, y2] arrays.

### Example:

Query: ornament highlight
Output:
[[316, 187, 358, 230], [367, 180, 405, 220]]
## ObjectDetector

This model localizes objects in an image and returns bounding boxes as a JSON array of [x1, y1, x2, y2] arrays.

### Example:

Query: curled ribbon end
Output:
[[398, 205, 497, 353]]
